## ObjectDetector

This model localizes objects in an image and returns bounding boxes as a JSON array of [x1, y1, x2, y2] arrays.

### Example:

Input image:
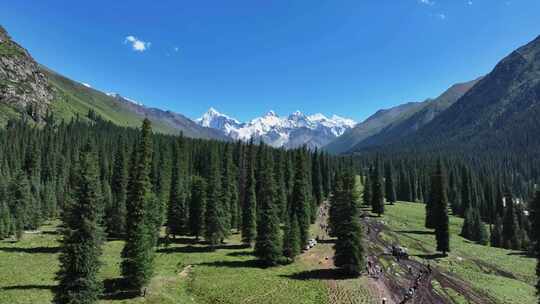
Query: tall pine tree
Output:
[[121, 119, 156, 291], [54, 142, 103, 304], [432, 160, 450, 255], [254, 149, 282, 266]]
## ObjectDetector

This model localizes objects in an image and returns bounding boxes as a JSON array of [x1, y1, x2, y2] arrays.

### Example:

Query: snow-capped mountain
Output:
[[196, 108, 356, 149]]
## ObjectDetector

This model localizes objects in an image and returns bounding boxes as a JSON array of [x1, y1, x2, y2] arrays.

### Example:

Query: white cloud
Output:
[[419, 0, 435, 5], [82, 82, 91, 88], [174, 46, 179, 52], [467, 1, 473, 5], [124, 35, 151, 52], [437, 13, 446, 19]]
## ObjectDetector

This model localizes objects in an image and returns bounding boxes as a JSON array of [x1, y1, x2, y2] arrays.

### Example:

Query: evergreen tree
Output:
[[384, 160, 397, 204], [312, 150, 324, 206], [108, 145, 128, 236], [490, 216, 503, 248], [167, 140, 188, 238], [502, 189, 520, 250], [291, 151, 311, 248], [54, 142, 103, 304], [241, 142, 257, 245], [371, 158, 385, 216], [188, 176, 206, 240], [362, 168, 372, 207], [432, 160, 450, 255], [221, 144, 236, 233], [121, 119, 156, 291], [282, 211, 301, 260], [461, 207, 475, 240], [333, 171, 364, 276], [204, 146, 228, 247], [254, 149, 282, 266], [8, 170, 31, 240]]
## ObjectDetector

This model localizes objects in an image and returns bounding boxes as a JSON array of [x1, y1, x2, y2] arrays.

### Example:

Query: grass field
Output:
[[0, 223, 329, 304], [0, 201, 537, 304], [380, 202, 537, 304]]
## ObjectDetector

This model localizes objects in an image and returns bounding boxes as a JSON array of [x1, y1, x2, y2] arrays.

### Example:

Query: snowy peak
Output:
[[197, 108, 242, 134], [196, 108, 357, 149]]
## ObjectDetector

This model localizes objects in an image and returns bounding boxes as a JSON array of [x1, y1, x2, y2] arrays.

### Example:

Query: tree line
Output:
[[0, 113, 349, 303]]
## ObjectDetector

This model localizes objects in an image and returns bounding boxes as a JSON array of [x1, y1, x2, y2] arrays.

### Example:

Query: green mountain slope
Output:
[[371, 34, 540, 155], [323, 102, 426, 154], [0, 25, 227, 140], [350, 78, 480, 151]]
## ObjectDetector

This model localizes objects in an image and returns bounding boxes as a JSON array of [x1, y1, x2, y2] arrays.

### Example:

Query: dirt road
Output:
[[304, 201, 499, 304], [361, 212, 498, 304]]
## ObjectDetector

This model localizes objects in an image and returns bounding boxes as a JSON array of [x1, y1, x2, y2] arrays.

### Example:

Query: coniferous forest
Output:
[[1, 111, 539, 303], [1, 7, 540, 303]]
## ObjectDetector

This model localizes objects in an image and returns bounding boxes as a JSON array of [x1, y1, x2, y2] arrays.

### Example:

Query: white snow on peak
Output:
[[196, 108, 357, 149], [106, 92, 143, 106]]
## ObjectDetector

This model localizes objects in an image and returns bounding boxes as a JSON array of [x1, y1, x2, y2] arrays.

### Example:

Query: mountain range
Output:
[[1, 24, 540, 156], [196, 108, 356, 149], [324, 77, 482, 154], [0, 25, 225, 140]]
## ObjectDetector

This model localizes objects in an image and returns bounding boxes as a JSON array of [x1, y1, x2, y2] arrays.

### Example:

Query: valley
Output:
[[1, 3, 540, 304]]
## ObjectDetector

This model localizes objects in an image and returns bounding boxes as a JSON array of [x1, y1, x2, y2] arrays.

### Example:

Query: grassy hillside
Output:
[[44, 67, 180, 135], [380, 202, 536, 304]]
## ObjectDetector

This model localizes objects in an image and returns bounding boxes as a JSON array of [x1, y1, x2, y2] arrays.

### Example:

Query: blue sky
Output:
[[1, 0, 539, 122]]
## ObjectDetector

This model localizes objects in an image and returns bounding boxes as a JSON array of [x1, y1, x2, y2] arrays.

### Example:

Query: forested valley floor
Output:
[[1, 200, 535, 304]]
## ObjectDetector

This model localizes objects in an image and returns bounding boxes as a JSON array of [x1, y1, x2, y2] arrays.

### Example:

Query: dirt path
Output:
[[361, 213, 498, 304]]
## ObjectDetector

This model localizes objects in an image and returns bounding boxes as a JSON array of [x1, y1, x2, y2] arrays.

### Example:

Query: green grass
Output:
[[0, 223, 328, 304], [381, 202, 537, 304], [44, 69, 177, 135]]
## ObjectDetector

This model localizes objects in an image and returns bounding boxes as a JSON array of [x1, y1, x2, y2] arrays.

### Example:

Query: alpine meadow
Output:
[[1, 1, 540, 304]]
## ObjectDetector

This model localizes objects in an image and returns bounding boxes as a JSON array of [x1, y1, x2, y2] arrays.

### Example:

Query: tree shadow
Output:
[[197, 259, 264, 269], [0, 246, 61, 254], [41, 230, 60, 235], [158, 243, 249, 254], [507, 251, 534, 257], [414, 253, 446, 260], [1, 284, 55, 291], [158, 236, 198, 245], [282, 268, 357, 281], [157, 245, 214, 254], [395, 230, 434, 235], [226, 251, 253, 257], [101, 278, 140, 300], [316, 239, 335, 244]]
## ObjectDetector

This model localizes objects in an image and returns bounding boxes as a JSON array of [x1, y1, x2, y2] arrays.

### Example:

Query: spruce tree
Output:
[[371, 158, 385, 216], [384, 161, 397, 204], [291, 151, 311, 248], [204, 146, 227, 247], [188, 176, 206, 240], [167, 140, 188, 238], [254, 149, 282, 266], [432, 160, 450, 255], [121, 119, 156, 291], [8, 170, 31, 240], [362, 169, 372, 207], [241, 142, 257, 245], [312, 150, 324, 206], [502, 189, 520, 250], [282, 212, 301, 260], [490, 216, 503, 248], [461, 207, 475, 240], [109, 145, 128, 236], [333, 171, 364, 276], [54, 142, 103, 304]]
